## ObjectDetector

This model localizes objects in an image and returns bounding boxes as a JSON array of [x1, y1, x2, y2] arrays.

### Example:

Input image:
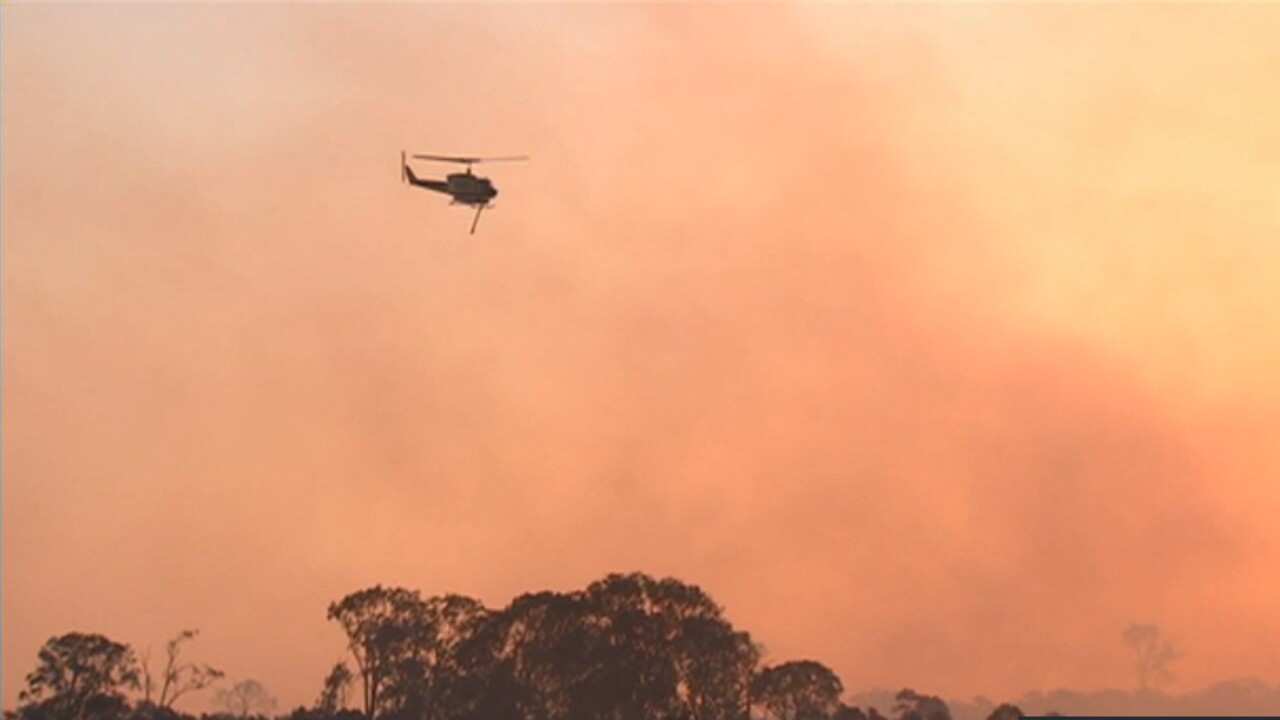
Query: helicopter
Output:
[[401, 152, 528, 234]]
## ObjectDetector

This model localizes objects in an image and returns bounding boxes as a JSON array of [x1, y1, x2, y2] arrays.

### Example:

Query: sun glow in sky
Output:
[[4, 2, 1280, 713]]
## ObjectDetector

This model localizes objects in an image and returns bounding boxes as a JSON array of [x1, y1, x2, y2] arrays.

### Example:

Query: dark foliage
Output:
[[9, 572, 1009, 720]]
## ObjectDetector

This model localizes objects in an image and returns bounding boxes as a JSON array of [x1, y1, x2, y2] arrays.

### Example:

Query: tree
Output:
[[316, 662, 355, 714], [380, 593, 490, 720], [751, 661, 844, 720], [416, 573, 764, 720], [127, 704, 186, 720], [139, 630, 224, 710], [833, 705, 869, 720], [214, 679, 277, 718], [892, 689, 951, 720], [13, 632, 140, 720], [282, 708, 364, 720], [322, 574, 825, 720], [575, 573, 762, 720], [674, 615, 759, 720], [984, 704, 1022, 720], [450, 589, 584, 720], [327, 586, 430, 719], [1123, 623, 1180, 690]]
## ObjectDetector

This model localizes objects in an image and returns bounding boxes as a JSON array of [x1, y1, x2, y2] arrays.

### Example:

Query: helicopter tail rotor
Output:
[[401, 150, 408, 184]]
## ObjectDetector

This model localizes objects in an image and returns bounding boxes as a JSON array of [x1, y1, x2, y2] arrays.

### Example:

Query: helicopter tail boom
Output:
[[403, 165, 450, 195]]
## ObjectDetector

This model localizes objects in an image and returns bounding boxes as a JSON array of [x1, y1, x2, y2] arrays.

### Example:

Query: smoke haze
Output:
[[4, 3, 1280, 712]]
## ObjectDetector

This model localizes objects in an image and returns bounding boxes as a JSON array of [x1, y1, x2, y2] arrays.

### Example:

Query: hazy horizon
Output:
[[4, 2, 1279, 715]]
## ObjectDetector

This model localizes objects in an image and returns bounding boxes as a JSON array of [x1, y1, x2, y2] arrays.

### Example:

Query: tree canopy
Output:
[[7, 572, 979, 720], [12, 632, 140, 720]]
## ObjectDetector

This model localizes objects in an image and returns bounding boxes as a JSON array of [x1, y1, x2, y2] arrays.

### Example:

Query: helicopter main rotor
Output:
[[412, 154, 529, 164], [411, 154, 529, 173]]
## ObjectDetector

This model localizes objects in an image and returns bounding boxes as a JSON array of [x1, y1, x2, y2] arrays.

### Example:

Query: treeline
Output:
[[4, 572, 1025, 720]]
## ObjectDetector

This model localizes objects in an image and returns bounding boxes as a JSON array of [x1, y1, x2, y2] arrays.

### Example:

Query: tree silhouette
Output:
[[752, 661, 844, 720], [833, 705, 870, 720], [893, 689, 952, 720], [363, 573, 763, 720], [327, 585, 431, 719], [140, 630, 224, 710], [13, 632, 140, 720], [984, 704, 1023, 720], [315, 662, 355, 715], [381, 593, 490, 720], [5, 573, 1028, 720], [1123, 623, 1180, 691], [214, 679, 277, 718], [579, 573, 761, 720]]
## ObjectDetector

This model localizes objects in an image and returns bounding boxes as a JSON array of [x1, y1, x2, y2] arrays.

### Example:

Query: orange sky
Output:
[[4, 2, 1280, 714]]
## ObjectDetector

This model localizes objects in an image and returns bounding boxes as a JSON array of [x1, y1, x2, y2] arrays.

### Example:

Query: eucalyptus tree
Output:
[[139, 629, 223, 710], [12, 632, 140, 720], [327, 586, 430, 719], [751, 660, 844, 720]]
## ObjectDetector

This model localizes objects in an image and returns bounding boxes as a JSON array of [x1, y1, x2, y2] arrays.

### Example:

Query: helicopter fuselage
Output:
[[443, 173, 498, 205], [405, 169, 496, 206]]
